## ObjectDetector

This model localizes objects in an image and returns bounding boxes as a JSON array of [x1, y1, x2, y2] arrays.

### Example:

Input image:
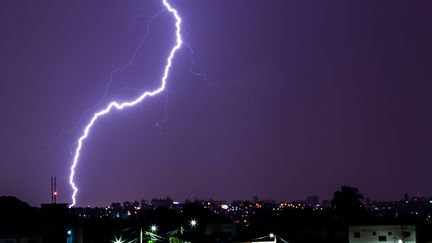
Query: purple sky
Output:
[[1, 0, 431, 207]]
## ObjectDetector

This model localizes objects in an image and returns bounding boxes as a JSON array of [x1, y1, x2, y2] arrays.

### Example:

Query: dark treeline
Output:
[[2, 186, 432, 243]]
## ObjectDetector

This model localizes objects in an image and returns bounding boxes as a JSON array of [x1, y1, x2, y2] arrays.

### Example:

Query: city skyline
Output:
[[1, 0, 432, 207]]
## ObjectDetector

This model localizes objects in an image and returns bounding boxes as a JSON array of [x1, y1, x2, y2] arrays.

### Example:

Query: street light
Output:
[[150, 224, 158, 232], [190, 219, 198, 227], [254, 233, 288, 243], [111, 236, 124, 243]]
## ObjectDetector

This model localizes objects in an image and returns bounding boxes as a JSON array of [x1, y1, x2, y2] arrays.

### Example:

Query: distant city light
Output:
[[269, 233, 275, 238]]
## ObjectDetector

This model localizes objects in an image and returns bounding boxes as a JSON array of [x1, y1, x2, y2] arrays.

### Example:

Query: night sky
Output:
[[1, 0, 431, 207]]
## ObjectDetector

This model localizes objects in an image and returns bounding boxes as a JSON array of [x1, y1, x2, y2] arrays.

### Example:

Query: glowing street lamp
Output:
[[150, 224, 158, 233], [111, 236, 124, 243], [254, 232, 287, 243], [190, 219, 198, 227]]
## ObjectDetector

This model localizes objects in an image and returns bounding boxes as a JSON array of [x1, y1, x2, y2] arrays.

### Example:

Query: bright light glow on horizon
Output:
[[68, 0, 183, 208]]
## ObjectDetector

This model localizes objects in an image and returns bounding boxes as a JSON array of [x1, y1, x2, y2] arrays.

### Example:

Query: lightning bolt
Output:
[[45, 8, 164, 154], [68, 0, 182, 208]]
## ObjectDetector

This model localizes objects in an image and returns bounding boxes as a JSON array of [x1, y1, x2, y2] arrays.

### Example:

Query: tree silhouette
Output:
[[331, 186, 365, 219], [0, 196, 40, 234]]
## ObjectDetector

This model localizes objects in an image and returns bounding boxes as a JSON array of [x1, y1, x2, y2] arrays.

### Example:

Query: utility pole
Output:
[[50, 176, 57, 204]]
